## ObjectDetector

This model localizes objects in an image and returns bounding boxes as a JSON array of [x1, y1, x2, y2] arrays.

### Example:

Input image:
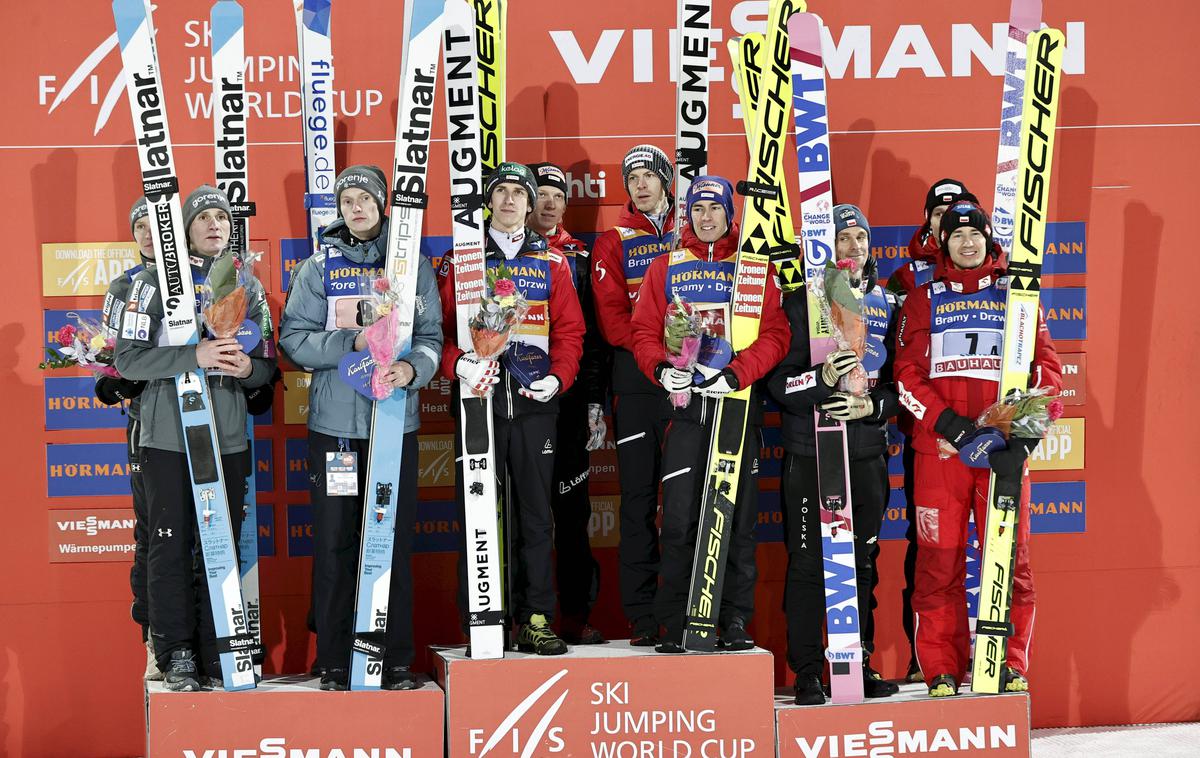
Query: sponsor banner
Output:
[[279, 238, 308, 293], [1028, 481, 1086, 535], [420, 234, 452, 273], [589, 495, 620, 548], [283, 371, 310, 425], [41, 242, 139, 297], [436, 645, 774, 758], [418, 434, 455, 489], [759, 425, 784, 478], [887, 424, 906, 477], [756, 490, 784, 544], [870, 225, 919, 281], [44, 376, 128, 430], [1058, 352, 1087, 405], [257, 504, 276, 558], [253, 404, 273, 426], [286, 504, 314, 558], [46, 443, 131, 497], [1028, 417, 1085, 471], [777, 687, 1030, 757], [254, 438, 274, 494], [419, 376, 454, 422], [44, 309, 103, 353], [285, 437, 309, 492], [414, 499, 460, 554], [589, 437, 619, 484], [873, 222, 1087, 281], [48, 507, 135, 563], [146, 676, 444, 757], [880, 488, 910, 541], [1041, 287, 1087, 341]]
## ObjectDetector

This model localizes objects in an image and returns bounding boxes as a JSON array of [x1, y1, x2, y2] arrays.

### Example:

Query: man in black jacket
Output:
[[767, 204, 900, 705]]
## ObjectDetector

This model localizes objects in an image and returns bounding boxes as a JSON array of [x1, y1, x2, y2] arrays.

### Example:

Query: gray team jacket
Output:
[[278, 218, 443, 439], [114, 253, 276, 454]]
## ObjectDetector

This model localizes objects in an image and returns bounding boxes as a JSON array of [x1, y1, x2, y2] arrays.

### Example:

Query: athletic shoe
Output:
[[863, 665, 899, 698], [517, 614, 568, 656], [145, 638, 164, 682], [320, 668, 349, 691], [1002, 665, 1029, 693], [163, 649, 200, 692], [793, 674, 825, 706], [382, 666, 418, 691], [561, 623, 606, 645], [905, 658, 924, 683], [718, 617, 754, 651], [654, 640, 686, 654], [928, 674, 958, 698], [629, 616, 660, 647]]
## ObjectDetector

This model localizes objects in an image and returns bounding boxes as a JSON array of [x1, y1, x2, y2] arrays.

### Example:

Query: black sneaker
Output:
[[320, 668, 349, 691], [863, 665, 899, 698], [164, 649, 200, 692], [382, 666, 418, 691], [561, 622, 607, 645], [516, 614, 568, 656], [654, 640, 686, 654], [630, 617, 660, 647], [718, 617, 754, 651], [793, 673, 825, 706]]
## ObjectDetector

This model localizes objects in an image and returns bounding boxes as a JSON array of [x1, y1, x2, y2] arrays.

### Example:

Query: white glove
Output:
[[821, 349, 860, 387], [586, 403, 607, 451], [456, 352, 500, 396], [655, 362, 694, 392], [693, 366, 739, 398], [519, 375, 561, 403], [822, 391, 874, 421]]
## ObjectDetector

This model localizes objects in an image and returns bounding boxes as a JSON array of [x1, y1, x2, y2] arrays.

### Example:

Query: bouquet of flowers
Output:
[[202, 251, 262, 341], [469, 263, 529, 360], [39, 313, 120, 378], [955, 388, 1065, 467], [663, 293, 702, 409], [818, 257, 869, 396], [360, 275, 407, 400]]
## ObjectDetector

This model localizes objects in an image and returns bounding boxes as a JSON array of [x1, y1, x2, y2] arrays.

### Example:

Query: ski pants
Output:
[[912, 451, 1035, 681], [307, 430, 418, 672], [456, 411, 558, 625], [127, 416, 150, 640], [613, 391, 670, 626], [552, 390, 600, 627], [655, 409, 759, 641], [900, 441, 919, 664], [143, 446, 248, 672], [782, 453, 887, 677]]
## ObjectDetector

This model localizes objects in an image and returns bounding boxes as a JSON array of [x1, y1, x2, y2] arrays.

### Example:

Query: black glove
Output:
[[95, 376, 145, 406], [934, 409, 976, 451], [989, 437, 1039, 477], [245, 368, 281, 416]]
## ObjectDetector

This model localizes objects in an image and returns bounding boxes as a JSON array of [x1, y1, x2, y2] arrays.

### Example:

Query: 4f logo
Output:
[[467, 669, 568, 756]]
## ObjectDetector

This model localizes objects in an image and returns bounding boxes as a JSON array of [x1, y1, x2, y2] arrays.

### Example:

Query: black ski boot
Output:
[[793, 674, 825, 706], [164, 649, 200, 692]]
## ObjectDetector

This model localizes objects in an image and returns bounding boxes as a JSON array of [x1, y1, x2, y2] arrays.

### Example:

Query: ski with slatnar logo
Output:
[[791, 11, 865, 705], [681, 0, 802, 653], [112, 0, 256, 691], [672, 0, 712, 235], [444, 0, 505, 661], [210, 0, 264, 675], [295, 0, 337, 257], [971, 26, 1064, 695], [347, 0, 444, 691]]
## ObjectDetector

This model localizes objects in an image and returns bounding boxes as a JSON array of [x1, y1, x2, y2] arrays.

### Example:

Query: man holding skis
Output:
[[591, 144, 677, 645], [629, 176, 789, 653], [527, 162, 609, 645], [767, 204, 901, 704], [438, 162, 585, 656], [895, 199, 1061, 697], [279, 165, 443, 691]]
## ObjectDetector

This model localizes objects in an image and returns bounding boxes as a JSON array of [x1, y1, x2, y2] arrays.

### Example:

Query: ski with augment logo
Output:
[[347, 0, 443, 690], [672, 0, 712, 235], [210, 0, 264, 674], [112, 0, 256, 691], [681, 0, 800, 652]]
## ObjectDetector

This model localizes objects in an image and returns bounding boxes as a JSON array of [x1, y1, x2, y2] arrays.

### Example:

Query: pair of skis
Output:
[[295, 0, 338, 257], [112, 0, 256, 691]]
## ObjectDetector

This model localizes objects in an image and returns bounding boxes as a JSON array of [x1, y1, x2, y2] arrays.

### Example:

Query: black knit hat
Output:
[[528, 162, 569, 199], [938, 200, 994, 251], [924, 178, 968, 220], [335, 165, 388, 216], [485, 162, 538, 212]]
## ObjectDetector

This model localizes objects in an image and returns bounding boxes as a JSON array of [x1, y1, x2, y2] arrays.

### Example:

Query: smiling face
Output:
[[188, 208, 231, 256], [835, 226, 870, 272], [133, 216, 155, 260], [627, 167, 666, 214], [690, 200, 728, 244], [533, 186, 566, 236], [339, 188, 382, 240], [946, 227, 988, 269], [488, 182, 530, 233]]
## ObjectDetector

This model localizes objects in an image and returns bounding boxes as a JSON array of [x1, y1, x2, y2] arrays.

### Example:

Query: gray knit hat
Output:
[[182, 185, 232, 239], [621, 144, 673, 193], [335, 165, 388, 216], [129, 196, 149, 236]]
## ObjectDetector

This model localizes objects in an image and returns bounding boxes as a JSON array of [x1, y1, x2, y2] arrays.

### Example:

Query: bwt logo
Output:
[[467, 669, 569, 756]]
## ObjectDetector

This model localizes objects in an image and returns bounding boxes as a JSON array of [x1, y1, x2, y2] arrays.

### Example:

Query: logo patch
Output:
[[121, 311, 151, 341], [785, 371, 816, 394]]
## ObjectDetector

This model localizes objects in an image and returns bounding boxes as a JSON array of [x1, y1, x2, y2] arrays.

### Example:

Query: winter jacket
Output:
[[96, 263, 148, 418], [767, 265, 899, 459], [888, 226, 940, 295], [437, 224, 585, 417], [894, 252, 1062, 455], [544, 224, 610, 407], [591, 201, 676, 395], [115, 252, 276, 453], [278, 218, 444, 438]]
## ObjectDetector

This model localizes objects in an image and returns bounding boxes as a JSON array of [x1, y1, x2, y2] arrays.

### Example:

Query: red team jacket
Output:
[[591, 202, 677, 354]]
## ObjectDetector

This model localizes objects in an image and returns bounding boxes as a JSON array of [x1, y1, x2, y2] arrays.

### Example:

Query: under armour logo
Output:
[[157, 528, 172, 538]]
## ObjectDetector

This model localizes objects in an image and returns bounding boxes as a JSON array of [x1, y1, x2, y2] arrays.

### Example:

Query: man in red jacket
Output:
[[591, 144, 677, 644], [438, 162, 586, 655], [894, 200, 1062, 696], [890, 178, 969, 295], [630, 176, 790, 652]]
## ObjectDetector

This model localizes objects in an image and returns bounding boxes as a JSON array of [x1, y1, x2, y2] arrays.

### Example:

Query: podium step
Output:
[[145, 674, 444, 758], [775, 682, 1031, 757], [435, 640, 775, 757]]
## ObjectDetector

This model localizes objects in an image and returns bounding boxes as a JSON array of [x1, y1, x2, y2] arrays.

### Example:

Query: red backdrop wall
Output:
[[3, 1, 1198, 755]]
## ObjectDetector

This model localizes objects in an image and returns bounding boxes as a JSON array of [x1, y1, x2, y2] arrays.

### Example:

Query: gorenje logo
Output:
[[795, 719, 1020, 757], [182, 740, 412, 758]]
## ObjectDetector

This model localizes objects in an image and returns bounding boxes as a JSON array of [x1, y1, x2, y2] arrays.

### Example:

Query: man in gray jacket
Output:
[[116, 185, 277, 691], [279, 165, 443, 691]]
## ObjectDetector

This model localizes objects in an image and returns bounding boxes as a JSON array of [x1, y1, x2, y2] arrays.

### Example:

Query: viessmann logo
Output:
[[794, 719, 1021, 757], [181, 739, 412, 758], [467, 669, 570, 756]]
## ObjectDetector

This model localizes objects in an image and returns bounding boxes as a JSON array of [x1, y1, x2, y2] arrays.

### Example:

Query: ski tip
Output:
[[210, 2, 244, 54], [1011, 0, 1043, 33], [442, 0, 473, 28], [112, 0, 147, 48], [788, 13, 822, 59], [408, 0, 444, 38], [302, 0, 333, 35]]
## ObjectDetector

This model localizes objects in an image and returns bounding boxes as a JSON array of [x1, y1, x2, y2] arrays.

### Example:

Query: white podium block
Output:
[[434, 641, 775, 758]]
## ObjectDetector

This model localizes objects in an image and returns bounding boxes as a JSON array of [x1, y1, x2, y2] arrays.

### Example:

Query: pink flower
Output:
[[56, 325, 76, 347], [836, 258, 857, 272], [493, 278, 517, 297], [233, 256, 243, 270], [1047, 398, 1065, 422], [373, 277, 390, 294]]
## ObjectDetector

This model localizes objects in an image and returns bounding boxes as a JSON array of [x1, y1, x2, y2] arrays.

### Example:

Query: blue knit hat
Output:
[[833, 204, 870, 244], [686, 175, 735, 231]]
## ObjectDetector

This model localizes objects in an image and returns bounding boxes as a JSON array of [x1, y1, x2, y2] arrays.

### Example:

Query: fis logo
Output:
[[467, 669, 568, 756]]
